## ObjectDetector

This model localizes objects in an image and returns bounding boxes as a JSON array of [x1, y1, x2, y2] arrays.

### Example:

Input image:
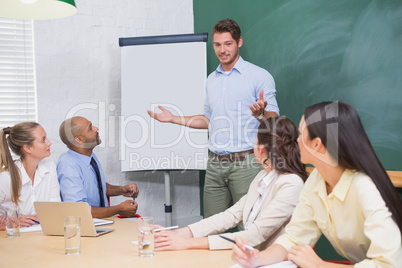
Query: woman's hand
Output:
[[288, 245, 326, 268], [0, 214, 5, 226], [20, 215, 39, 227], [231, 237, 261, 268], [154, 230, 191, 251], [153, 224, 164, 230]]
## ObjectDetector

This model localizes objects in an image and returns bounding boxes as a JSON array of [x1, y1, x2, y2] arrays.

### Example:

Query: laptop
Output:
[[34, 201, 114, 237]]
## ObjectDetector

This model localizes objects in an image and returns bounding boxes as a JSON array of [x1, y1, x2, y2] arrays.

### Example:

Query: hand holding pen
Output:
[[231, 236, 262, 268], [219, 235, 254, 251], [121, 183, 139, 199], [19, 215, 40, 227]]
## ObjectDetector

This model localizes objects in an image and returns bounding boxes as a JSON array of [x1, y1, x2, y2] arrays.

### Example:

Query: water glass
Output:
[[5, 209, 20, 238], [137, 217, 154, 257], [64, 216, 81, 255]]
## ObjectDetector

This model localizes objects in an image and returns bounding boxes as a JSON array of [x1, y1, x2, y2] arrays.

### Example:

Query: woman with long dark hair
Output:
[[232, 101, 402, 267], [0, 122, 61, 228], [153, 116, 308, 251]]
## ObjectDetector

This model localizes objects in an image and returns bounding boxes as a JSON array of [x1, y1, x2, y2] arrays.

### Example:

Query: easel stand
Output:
[[164, 171, 172, 226]]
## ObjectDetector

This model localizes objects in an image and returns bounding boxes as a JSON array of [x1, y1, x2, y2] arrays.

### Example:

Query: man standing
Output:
[[57, 116, 139, 218], [148, 19, 279, 218]]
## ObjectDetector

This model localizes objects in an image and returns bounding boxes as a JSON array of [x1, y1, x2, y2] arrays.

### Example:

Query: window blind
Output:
[[0, 18, 37, 130]]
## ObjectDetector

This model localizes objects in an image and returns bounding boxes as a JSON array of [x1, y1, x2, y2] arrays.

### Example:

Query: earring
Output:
[[262, 158, 272, 169]]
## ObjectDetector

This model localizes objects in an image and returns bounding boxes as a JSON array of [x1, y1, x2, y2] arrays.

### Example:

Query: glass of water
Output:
[[5, 209, 20, 238], [64, 216, 81, 255], [137, 217, 154, 257]]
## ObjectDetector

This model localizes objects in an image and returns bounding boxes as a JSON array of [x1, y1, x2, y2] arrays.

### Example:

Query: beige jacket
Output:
[[188, 170, 304, 250]]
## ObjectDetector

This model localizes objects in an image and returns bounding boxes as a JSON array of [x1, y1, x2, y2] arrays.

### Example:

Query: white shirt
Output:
[[244, 170, 276, 229], [0, 158, 61, 216]]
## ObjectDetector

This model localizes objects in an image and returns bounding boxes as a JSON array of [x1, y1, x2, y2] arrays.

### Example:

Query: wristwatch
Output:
[[256, 111, 264, 120]]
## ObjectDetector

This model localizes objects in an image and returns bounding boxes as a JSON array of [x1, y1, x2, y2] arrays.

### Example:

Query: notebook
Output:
[[34, 201, 114, 237], [231, 261, 297, 268]]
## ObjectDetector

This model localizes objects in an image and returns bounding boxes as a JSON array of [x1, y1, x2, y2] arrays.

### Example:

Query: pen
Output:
[[154, 225, 179, 232], [219, 235, 254, 251], [32, 220, 40, 224], [132, 187, 135, 201]]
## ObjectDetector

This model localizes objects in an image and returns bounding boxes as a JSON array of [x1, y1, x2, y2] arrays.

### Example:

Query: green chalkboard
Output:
[[194, 0, 402, 171]]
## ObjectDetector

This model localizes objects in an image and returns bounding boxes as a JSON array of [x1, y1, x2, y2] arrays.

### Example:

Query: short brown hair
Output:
[[212, 19, 241, 43]]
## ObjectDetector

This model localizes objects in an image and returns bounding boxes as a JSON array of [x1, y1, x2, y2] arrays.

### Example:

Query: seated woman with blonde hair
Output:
[[232, 101, 402, 267], [154, 116, 308, 251], [0, 122, 61, 229]]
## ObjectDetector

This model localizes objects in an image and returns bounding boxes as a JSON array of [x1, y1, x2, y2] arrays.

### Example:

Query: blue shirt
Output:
[[57, 150, 108, 208], [204, 57, 279, 155]]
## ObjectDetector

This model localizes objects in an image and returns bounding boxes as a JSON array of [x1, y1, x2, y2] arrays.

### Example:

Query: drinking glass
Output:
[[137, 217, 154, 257], [64, 216, 81, 255], [5, 209, 20, 238]]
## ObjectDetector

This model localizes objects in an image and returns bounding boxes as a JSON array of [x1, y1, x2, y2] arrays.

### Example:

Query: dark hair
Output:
[[257, 116, 308, 181], [304, 101, 402, 234], [0, 122, 40, 205], [212, 19, 241, 43]]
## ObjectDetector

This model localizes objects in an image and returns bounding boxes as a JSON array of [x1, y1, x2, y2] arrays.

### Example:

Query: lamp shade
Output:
[[0, 0, 77, 20]]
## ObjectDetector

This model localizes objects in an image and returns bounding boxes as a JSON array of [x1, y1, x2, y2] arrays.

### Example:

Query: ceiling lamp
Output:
[[0, 0, 77, 20]]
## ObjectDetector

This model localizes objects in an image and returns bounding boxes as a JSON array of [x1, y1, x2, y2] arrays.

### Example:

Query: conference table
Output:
[[0, 217, 235, 267]]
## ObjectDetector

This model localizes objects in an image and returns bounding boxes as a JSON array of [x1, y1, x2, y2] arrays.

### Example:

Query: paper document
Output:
[[20, 218, 113, 233], [122, 217, 138, 222], [93, 218, 114, 226], [20, 224, 42, 233], [231, 261, 297, 268]]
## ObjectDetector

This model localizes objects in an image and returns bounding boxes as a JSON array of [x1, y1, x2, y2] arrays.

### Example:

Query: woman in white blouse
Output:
[[154, 116, 308, 251], [0, 122, 61, 228], [232, 101, 402, 267]]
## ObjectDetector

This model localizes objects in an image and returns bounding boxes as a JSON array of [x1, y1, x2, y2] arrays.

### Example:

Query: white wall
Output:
[[34, 0, 202, 226]]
